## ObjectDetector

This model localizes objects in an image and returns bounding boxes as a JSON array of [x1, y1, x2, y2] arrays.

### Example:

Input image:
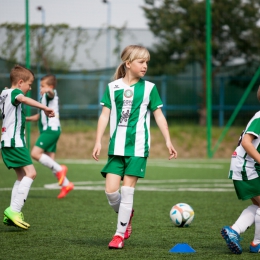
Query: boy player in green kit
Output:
[[1, 65, 55, 229], [26, 74, 74, 199]]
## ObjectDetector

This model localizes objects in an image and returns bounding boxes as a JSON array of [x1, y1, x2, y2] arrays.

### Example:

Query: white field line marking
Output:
[[0, 187, 234, 192], [138, 179, 230, 183], [46, 179, 233, 192], [43, 183, 234, 192], [57, 159, 230, 163], [56, 159, 225, 169], [0, 179, 233, 192], [61, 179, 230, 185], [148, 164, 223, 169], [136, 187, 234, 192]]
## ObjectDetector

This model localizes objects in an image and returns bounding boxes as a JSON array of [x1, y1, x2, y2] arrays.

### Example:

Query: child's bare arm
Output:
[[92, 106, 110, 161], [153, 108, 177, 160], [16, 95, 55, 118], [26, 113, 40, 122], [241, 133, 260, 163]]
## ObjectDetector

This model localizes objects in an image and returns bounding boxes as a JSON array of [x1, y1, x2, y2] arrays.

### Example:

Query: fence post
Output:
[[98, 76, 106, 116], [212, 66, 260, 156], [219, 77, 225, 127], [161, 75, 167, 117]]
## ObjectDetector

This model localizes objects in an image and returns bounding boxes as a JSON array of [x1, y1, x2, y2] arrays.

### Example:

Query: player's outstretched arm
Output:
[[16, 95, 55, 118], [92, 106, 110, 161], [153, 108, 177, 160], [42, 107, 55, 118]]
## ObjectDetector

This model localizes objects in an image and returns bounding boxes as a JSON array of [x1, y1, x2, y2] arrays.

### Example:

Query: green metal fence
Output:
[[1, 66, 260, 126]]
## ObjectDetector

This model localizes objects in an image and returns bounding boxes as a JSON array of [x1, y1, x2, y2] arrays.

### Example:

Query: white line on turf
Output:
[[0, 179, 233, 192], [56, 159, 224, 169], [42, 182, 234, 192], [42, 179, 233, 192]]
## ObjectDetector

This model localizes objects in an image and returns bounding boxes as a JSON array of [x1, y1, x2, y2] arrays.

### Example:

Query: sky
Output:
[[0, 0, 150, 29]]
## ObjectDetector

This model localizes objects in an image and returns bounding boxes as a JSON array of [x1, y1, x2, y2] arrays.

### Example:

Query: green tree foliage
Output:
[[0, 23, 129, 74], [0, 23, 97, 73], [143, 0, 260, 74], [142, 0, 260, 124], [0, 23, 89, 72]]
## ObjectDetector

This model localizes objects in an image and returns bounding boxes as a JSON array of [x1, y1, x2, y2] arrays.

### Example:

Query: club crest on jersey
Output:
[[124, 89, 133, 98]]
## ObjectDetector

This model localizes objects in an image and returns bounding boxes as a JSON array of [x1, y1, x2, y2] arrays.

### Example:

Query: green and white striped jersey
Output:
[[101, 78, 163, 157], [229, 111, 260, 180], [39, 90, 60, 133], [0, 88, 26, 148]]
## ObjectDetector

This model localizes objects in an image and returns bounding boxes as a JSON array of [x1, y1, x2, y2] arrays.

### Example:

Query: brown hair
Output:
[[10, 65, 34, 85], [113, 45, 150, 80], [41, 74, 57, 88]]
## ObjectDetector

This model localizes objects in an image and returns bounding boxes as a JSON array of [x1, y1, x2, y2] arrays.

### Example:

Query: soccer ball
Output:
[[169, 203, 195, 227]]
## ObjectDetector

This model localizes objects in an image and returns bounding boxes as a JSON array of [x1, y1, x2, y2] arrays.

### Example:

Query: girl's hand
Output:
[[166, 141, 177, 160], [92, 143, 102, 161]]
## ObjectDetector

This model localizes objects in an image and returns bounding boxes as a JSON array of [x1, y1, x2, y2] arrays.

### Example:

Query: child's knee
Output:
[[31, 151, 38, 160], [26, 170, 37, 180], [31, 147, 42, 160]]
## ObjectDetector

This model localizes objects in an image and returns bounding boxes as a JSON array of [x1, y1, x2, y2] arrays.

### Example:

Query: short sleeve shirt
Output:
[[229, 111, 260, 180], [0, 88, 26, 147], [100, 78, 163, 157], [39, 90, 60, 132]]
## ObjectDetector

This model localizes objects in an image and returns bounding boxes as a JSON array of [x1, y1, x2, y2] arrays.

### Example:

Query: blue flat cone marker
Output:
[[169, 243, 196, 253]]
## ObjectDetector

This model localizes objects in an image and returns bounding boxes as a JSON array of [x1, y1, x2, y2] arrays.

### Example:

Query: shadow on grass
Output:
[[1, 227, 27, 233], [67, 237, 109, 247], [27, 195, 52, 199]]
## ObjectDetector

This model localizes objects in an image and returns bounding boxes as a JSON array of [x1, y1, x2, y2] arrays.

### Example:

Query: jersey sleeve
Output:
[[11, 89, 24, 106], [246, 118, 260, 136], [148, 85, 163, 111], [100, 85, 111, 109]]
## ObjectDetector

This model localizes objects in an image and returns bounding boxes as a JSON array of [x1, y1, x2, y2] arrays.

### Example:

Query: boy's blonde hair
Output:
[[41, 74, 57, 88], [10, 65, 34, 85], [113, 45, 150, 80]]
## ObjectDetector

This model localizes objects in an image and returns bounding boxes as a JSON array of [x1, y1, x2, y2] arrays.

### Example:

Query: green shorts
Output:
[[35, 129, 61, 153], [233, 178, 260, 200], [101, 155, 147, 179], [1, 147, 32, 169]]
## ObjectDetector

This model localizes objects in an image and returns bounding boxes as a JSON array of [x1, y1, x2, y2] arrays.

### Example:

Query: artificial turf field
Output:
[[0, 159, 256, 259]]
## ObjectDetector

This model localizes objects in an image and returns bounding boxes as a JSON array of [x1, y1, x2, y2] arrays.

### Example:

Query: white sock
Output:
[[61, 177, 69, 187], [253, 208, 260, 244], [115, 186, 134, 238], [10, 180, 20, 205], [105, 190, 121, 213], [39, 154, 62, 174], [11, 176, 33, 212], [232, 205, 258, 234], [51, 168, 70, 186]]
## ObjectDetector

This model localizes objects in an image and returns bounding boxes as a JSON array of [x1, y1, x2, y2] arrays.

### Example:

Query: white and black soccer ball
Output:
[[169, 203, 195, 227]]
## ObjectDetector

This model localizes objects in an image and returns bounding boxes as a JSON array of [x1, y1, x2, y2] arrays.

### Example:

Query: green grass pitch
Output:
[[0, 159, 255, 259]]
